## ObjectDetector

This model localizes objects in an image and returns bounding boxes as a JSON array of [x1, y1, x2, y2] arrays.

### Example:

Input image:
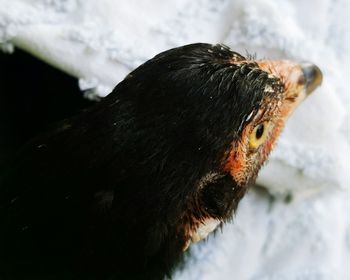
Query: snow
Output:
[[1, 0, 350, 279]]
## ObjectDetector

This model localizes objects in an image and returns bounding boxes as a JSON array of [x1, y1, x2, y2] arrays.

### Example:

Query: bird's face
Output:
[[224, 60, 322, 187]]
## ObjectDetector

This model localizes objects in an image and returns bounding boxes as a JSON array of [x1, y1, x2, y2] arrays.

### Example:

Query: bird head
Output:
[[224, 59, 323, 188], [107, 43, 322, 269]]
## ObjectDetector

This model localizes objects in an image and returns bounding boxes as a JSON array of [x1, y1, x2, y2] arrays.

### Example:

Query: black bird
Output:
[[0, 43, 322, 280]]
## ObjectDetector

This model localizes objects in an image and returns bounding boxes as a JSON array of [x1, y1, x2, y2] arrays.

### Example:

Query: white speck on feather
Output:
[[264, 84, 274, 93]]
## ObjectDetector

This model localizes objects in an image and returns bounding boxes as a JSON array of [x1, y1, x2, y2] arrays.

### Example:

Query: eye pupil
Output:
[[255, 124, 265, 139]]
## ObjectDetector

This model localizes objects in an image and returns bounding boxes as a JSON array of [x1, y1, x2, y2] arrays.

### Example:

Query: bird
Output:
[[0, 43, 322, 280]]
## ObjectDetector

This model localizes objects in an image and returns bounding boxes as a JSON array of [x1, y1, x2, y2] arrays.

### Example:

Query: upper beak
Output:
[[300, 63, 323, 95]]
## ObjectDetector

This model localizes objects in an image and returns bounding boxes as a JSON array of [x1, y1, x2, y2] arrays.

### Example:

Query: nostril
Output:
[[300, 63, 323, 94]]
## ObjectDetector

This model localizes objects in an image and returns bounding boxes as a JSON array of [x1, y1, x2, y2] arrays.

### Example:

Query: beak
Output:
[[300, 63, 323, 95]]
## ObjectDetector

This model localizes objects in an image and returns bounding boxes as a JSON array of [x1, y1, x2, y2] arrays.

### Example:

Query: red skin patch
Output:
[[223, 125, 251, 185]]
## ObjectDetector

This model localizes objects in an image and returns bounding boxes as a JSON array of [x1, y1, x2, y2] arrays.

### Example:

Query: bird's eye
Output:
[[249, 122, 270, 149]]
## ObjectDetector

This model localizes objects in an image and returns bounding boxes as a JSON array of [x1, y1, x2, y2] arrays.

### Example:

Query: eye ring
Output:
[[249, 121, 270, 149]]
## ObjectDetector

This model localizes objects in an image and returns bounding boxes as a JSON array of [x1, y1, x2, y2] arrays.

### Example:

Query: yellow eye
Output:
[[249, 122, 270, 149]]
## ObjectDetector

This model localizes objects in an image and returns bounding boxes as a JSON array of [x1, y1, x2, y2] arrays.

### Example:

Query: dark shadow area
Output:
[[0, 48, 96, 165]]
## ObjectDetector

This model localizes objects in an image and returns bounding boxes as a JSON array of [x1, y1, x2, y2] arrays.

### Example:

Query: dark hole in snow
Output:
[[0, 49, 97, 166]]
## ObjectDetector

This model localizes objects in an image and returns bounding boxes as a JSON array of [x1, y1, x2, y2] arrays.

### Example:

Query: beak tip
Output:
[[300, 63, 323, 95]]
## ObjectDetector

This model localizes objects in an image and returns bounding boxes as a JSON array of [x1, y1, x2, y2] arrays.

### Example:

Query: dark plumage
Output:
[[0, 43, 322, 280]]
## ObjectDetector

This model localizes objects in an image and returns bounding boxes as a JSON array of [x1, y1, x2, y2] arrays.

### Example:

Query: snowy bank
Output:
[[1, 0, 350, 279]]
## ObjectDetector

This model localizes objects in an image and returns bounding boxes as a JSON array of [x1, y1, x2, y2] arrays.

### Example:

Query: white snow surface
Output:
[[1, 0, 350, 279]]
